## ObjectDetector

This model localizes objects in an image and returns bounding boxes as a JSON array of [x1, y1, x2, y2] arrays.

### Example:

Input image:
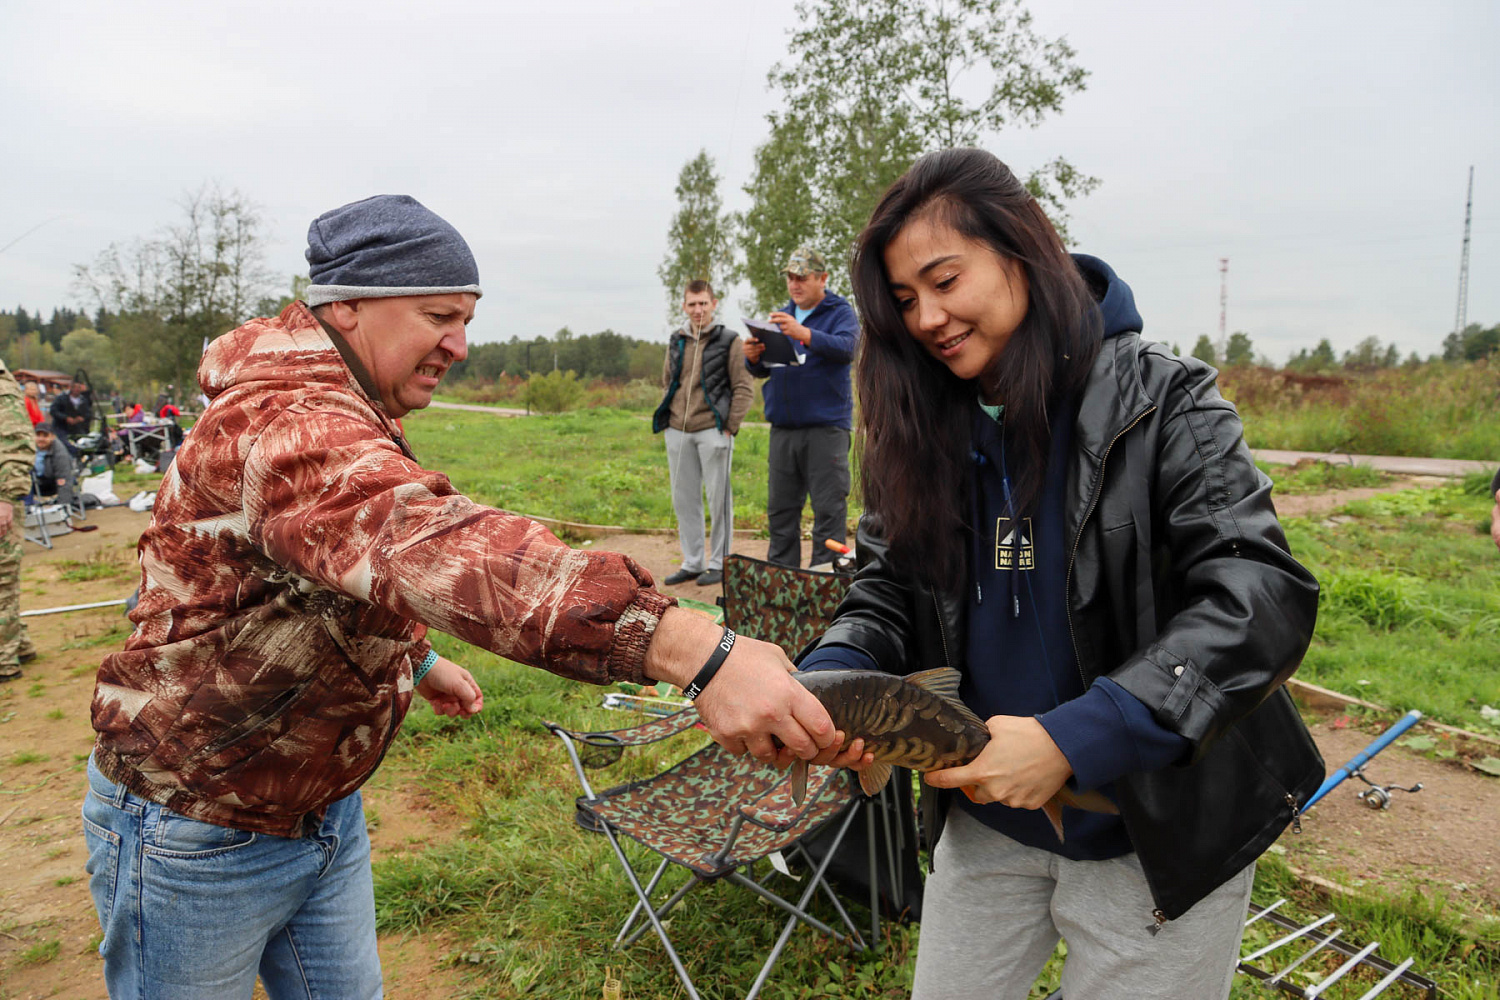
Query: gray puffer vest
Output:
[[653, 325, 735, 433]]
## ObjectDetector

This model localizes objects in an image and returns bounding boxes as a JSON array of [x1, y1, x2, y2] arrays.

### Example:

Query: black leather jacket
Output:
[[809, 333, 1324, 922]]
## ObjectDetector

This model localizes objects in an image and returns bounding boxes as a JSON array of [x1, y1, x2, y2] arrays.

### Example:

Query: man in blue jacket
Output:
[[744, 247, 859, 567]]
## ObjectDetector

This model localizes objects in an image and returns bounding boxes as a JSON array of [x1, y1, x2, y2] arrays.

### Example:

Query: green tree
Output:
[[1190, 335, 1216, 365], [1224, 331, 1254, 367], [59, 327, 119, 387], [73, 185, 276, 395], [738, 0, 1096, 311], [658, 151, 738, 318]]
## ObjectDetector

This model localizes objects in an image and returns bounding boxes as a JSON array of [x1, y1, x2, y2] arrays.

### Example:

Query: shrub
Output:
[[525, 370, 584, 414]]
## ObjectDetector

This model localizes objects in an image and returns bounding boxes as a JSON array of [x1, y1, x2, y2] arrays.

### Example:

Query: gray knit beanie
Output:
[[304, 195, 482, 307]]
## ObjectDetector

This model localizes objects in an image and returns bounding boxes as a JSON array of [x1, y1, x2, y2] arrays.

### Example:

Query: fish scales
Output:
[[794, 668, 990, 771], [789, 665, 1121, 841]]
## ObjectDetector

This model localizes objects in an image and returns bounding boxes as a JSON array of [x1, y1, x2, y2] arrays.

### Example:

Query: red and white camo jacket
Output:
[[92, 302, 673, 836]]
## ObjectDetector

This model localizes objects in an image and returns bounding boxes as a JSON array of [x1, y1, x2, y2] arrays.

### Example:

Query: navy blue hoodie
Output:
[[746, 290, 859, 430], [801, 255, 1187, 860]]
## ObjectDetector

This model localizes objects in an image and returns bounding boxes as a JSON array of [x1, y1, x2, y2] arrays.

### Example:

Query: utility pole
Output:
[[1454, 166, 1473, 337], [1218, 258, 1229, 355]]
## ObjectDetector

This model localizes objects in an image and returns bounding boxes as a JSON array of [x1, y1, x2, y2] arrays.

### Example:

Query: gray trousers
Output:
[[912, 806, 1255, 1000], [664, 427, 734, 573], [766, 425, 849, 567]]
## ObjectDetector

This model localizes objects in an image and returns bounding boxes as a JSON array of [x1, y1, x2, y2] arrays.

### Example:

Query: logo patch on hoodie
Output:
[[994, 517, 1035, 570]]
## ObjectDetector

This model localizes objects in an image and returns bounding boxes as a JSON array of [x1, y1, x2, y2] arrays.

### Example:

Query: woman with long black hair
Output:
[[798, 148, 1324, 998]]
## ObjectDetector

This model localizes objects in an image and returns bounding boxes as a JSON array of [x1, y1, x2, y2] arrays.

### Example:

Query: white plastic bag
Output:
[[127, 490, 157, 513], [80, 469, 116, 502]]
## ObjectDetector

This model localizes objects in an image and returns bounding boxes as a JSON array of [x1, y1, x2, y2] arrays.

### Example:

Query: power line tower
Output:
[[1454, 166, 1473, 336], [1218, 258, 1229, 354]]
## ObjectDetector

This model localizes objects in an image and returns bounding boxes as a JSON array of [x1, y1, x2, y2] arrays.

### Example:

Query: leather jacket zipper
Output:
[[1063, 403, 1159, 930], [931, 589, 954, 670]]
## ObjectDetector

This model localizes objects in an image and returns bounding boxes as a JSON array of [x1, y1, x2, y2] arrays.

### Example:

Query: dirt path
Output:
[[2, 493, 1495, 997], [0, 507, 471, 999]]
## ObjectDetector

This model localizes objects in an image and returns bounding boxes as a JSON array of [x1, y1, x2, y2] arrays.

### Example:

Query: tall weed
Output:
[[1221, 361, 1499, 458]]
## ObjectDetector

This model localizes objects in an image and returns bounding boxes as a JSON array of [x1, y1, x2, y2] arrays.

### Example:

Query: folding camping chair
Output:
[[23, 471, 72, 548], [547, 709, 869, 1000], [720, 553, 926, 935]]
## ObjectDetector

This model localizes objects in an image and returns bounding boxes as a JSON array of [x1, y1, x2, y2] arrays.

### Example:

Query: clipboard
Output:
[[744, 318, 803, 366]]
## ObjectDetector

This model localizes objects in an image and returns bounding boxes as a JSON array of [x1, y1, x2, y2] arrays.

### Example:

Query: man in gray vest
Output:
[[653, 280, 754, 587]]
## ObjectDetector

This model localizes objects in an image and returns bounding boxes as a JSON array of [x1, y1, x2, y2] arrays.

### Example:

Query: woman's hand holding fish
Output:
[[924, 715, 1072, 810], [643, 608, 838, 763]]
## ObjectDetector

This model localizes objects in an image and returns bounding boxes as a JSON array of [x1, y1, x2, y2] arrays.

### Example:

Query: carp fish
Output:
[[789, 666, 1118, 842]]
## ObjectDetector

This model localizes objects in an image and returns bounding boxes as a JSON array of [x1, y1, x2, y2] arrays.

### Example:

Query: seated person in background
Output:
[[33, 422, 77, 508], [154, 392, 184, 447]]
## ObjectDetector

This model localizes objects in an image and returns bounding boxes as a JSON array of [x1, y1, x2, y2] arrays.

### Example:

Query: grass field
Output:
[[1221, 363, 1500, 461], [403, 408, 1499, 736], [379, 408, 1500, 997], [406, 407, 793, 534]]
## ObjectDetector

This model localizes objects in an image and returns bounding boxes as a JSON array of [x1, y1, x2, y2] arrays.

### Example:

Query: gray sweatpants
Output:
[[912, 806, 1255, 1000], [664, 427, 734, 573]]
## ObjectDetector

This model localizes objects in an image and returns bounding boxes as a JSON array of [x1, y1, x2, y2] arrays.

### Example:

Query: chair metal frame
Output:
[[547, 707, 876, 1000]]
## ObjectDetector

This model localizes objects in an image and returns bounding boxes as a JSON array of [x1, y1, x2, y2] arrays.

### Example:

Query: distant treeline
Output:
[[448, 328, 666, 384]]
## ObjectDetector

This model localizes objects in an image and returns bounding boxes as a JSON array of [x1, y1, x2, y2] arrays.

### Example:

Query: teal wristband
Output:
[[413, 649, 438, 686]]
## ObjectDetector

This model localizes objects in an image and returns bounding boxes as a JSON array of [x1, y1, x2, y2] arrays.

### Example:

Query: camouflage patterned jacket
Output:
[[92, 303, 673, 836], [0, 362, 33, 500]]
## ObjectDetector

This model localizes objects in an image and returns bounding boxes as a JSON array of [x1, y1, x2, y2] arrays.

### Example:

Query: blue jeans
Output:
[[82, 755, 383, 999]]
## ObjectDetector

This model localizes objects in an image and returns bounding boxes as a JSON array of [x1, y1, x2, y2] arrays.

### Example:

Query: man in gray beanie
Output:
[[82, 195, 853, 997]]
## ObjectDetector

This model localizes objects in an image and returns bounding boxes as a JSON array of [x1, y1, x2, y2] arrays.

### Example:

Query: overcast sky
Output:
[[2, 1, 1495, 364]]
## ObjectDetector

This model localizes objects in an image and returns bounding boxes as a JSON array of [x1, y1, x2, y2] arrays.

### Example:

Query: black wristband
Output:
[[684, 627, 736, 701]]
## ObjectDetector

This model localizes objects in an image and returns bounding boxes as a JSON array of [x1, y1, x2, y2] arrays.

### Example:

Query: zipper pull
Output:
[[1146, 909, 1167, 936], [1287, 793, 1302, 835], [976, 581, 982, 604], [1012, 594, 1020, 618]]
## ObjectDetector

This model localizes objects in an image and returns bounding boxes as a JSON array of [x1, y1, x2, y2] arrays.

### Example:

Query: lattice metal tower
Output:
[[1454, 167, 1473, 335], [1219, 258, 1229, 345]]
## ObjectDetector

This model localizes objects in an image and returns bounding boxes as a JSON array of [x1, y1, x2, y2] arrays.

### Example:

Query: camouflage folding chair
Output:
[[721, 553, 926, 933], [546, 708, 868, 1000]]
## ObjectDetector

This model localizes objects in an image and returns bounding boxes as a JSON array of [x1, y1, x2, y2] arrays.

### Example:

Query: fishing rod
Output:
[[1302, 709, 1424, 813]]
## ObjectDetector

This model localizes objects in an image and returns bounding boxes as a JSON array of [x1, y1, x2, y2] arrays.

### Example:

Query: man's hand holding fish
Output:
[[642, 607, 841, 765]]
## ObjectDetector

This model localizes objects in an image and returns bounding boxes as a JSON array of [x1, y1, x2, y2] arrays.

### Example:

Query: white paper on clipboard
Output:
[[744, 318, 805, 367]]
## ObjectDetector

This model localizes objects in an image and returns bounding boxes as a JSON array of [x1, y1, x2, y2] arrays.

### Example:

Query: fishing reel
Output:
[[1352, 768, 1422, 810]]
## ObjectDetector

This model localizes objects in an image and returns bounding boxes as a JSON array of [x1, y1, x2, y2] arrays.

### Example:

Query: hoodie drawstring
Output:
[[999, 435, 1021, 620]]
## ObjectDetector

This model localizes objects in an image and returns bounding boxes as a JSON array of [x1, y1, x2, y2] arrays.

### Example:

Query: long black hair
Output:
[[851, 148, 1103, 585]]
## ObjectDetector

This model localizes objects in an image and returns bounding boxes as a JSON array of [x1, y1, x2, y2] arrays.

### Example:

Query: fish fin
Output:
[[1042, 798, 1066, 842], [1056, 786, 1119, 816], [904, 666, 963, 701], [905, 667, 988, 730], [790, 760, 808, 806], [858, 762, 894, 798]]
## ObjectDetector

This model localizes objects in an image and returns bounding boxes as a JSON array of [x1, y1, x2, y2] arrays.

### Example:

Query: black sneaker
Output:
[[662, 569, 700, 586], [696, 570, 723, 587]]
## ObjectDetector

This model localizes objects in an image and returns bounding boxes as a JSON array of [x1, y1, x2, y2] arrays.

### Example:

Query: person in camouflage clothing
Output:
[[81, 195, 851, 999], [0, 358, 37, 682]]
